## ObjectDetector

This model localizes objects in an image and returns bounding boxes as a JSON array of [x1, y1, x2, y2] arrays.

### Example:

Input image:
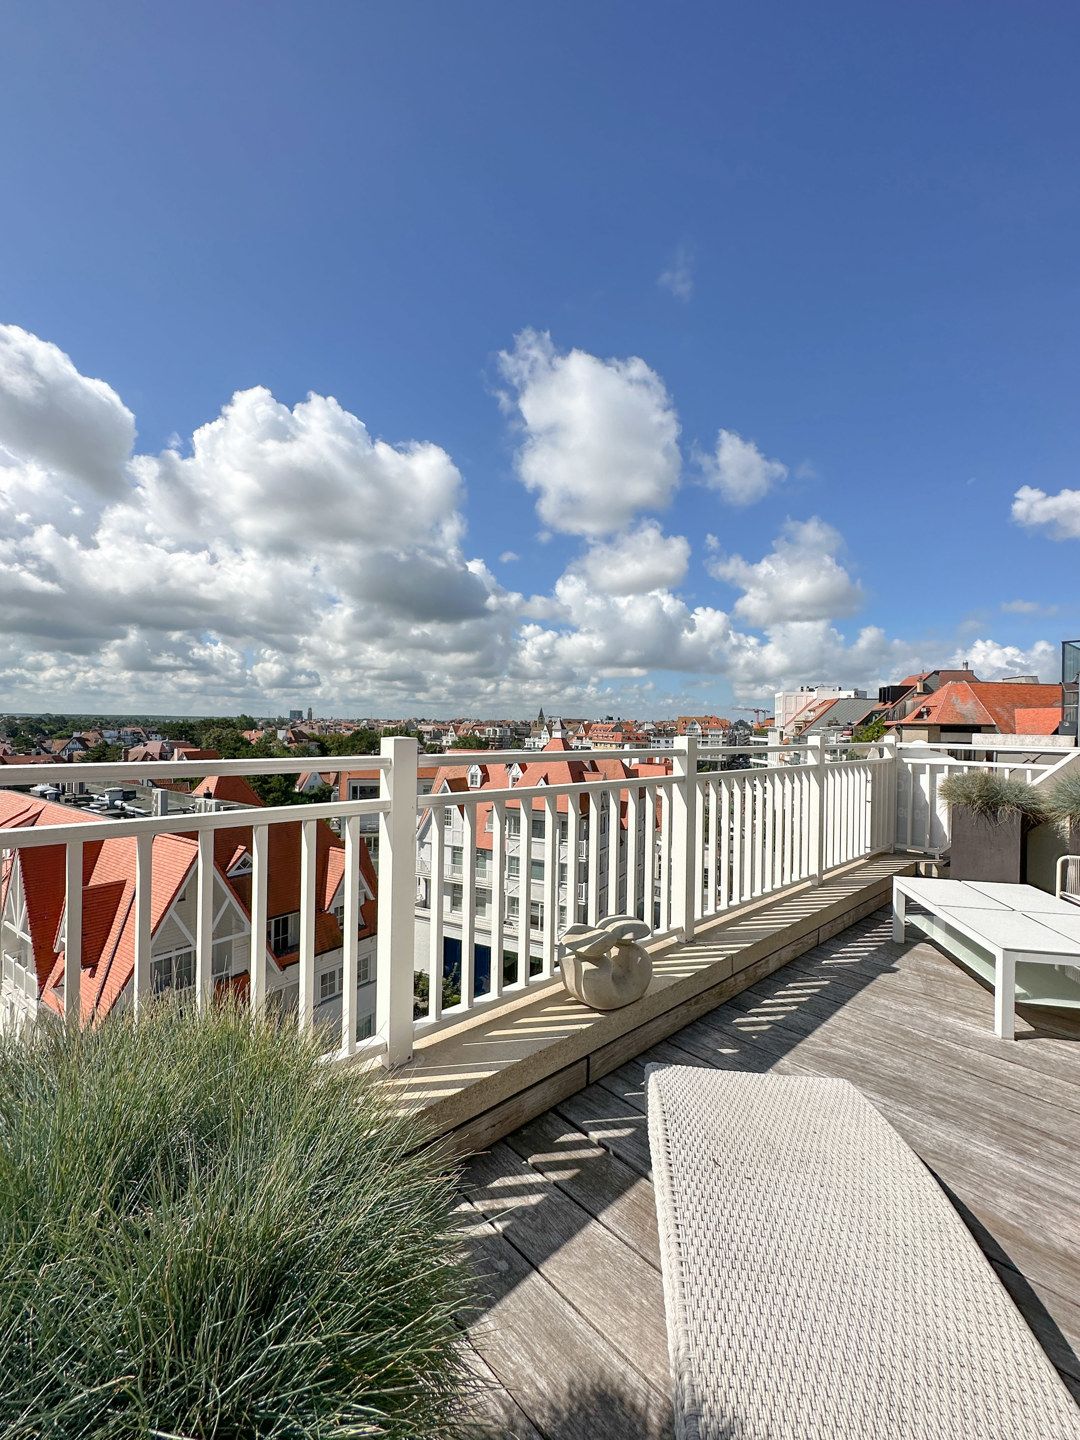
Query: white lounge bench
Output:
[[647, 1067, 1080, 1440], [892, 877, 1080, 1039]]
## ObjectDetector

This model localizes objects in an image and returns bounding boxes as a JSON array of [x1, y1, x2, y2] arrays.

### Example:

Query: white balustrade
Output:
[[893, 741, 1073, 855], [14, 730, 1072, 1065]]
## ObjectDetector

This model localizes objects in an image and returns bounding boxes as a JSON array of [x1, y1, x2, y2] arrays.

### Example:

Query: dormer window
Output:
[[467, 765, 483, 790]]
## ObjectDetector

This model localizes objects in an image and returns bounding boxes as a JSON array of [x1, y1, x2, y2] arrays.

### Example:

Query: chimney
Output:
[[153, 787, 167, 817]]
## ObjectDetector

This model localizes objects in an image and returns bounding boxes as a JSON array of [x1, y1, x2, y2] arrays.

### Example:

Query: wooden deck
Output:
[[457, 908, 1080, 1439]]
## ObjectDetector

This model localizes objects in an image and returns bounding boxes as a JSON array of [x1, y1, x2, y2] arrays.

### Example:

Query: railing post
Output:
[[806, 735, 826, 885], [376, 736, 418, 1068], [670, 735, 698, 941], [877, 733, 899, 853]]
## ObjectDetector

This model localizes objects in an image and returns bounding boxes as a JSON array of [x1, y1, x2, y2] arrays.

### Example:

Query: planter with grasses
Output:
[[1045, 766, 1080, 855], [939, 770, 1047, 883], [0, 999, 474, 1440]]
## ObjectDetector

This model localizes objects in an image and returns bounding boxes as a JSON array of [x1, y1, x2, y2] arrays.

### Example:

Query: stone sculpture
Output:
[[559, 915, 654, 1010]]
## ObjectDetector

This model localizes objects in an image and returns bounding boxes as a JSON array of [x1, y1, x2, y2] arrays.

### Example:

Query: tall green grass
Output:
[[0, 1000, 474, 1439]]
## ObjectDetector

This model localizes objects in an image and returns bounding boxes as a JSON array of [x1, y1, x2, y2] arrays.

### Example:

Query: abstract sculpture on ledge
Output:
[[559, 915, 654, 1010]]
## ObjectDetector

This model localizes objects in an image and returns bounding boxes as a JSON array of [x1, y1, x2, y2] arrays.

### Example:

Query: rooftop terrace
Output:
[[2, 736, 1079, 1435]]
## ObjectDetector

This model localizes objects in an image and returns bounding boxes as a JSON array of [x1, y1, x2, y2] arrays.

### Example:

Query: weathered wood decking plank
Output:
[[458, 1194, 672, 1439], [462, 1142, 672, 1395], [462, 910, 1080, 1432]]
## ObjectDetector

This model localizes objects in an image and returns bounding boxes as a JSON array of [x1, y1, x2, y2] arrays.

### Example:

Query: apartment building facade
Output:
[[413, 741, 668, 994]]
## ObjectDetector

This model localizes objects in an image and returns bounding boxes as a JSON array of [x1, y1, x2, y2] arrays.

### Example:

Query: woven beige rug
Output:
[[647, 1067, 1080, 1440]]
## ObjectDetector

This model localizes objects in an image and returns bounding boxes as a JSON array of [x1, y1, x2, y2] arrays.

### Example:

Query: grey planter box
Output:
[[949, 807, 1025, 884], [1026, 818, 1080, 894]]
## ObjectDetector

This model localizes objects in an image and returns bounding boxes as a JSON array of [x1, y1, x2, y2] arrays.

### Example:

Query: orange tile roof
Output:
[[676, 715, 730, 734], [193, 774, 264, 807], [896, 681, 1062, 733], [1012, 707, 1064, 736]]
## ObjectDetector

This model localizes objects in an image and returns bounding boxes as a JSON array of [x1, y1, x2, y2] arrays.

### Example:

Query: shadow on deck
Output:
[[456, 909, 1080, 1440]]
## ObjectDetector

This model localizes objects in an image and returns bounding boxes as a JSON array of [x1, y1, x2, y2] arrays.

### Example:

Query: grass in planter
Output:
[[938, 769, 1048, 824], [0, 999, 475, 1440], [1045, 766, 1080, 829]]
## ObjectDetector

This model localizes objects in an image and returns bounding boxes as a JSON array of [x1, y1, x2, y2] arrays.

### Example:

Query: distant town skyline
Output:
[[1, 4, 1078, 715]]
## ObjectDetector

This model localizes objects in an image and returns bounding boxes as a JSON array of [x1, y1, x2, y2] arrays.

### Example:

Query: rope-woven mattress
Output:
[[647, 1067, 1080, 1439]]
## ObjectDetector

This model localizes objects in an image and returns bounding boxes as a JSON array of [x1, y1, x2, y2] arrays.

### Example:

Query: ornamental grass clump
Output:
[[0, 999, 474, 1440], [1045, 767, 1080, 831], [938, 769, 1048, 825]]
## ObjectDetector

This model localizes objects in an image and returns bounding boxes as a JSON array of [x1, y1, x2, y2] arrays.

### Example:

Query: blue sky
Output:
[[0, 1, 1078, 717]]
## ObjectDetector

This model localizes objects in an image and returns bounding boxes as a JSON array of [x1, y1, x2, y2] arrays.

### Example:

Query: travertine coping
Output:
[[381, 854, 916, 1154]]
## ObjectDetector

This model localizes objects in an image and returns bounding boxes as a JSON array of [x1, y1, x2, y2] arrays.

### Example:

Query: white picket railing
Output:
[[412, 752, 678, 1043], [893, 741, 1077, 855], [0, 729, 940, 1068]]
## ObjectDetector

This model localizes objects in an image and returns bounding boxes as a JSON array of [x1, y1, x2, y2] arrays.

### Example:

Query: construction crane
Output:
[[735, 706, 772, 725]]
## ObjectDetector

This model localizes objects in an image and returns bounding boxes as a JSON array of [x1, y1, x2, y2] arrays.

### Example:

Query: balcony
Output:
[[2, 735, 1078, 1432]]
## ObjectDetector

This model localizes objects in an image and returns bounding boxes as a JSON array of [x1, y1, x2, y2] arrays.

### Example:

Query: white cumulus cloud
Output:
[[699, 428, 788, 506], [0, 323, 1061, 716], [497, 329, 681, 537], [1011, 485, 1080, 540], [949, 638, 1058, 682], [570, 521, 690, 596], [706, 517, 864, 627]]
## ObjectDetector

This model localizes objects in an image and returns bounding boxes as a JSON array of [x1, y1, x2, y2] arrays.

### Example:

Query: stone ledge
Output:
[[383, 853, 916, 1155]]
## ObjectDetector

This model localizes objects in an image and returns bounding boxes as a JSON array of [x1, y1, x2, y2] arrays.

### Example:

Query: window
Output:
[[442, 807, 454, 828], [269, 912, 300, 957], [151, 949, 194, 994], [531, 816, 544, 839], [356, 1013, 374, 1041], [507, 896, 519, 919], [449, 884, 463, 912], [506, 813, 520, 836], [529, 900, 544, 931], [319, 967, 343, 1003], [476, 891, 490, 918], [449, 846, 463, 873], [530, 858, 544, 882], [348, 781, 377, 802], [211, 941, 232, 979], [358, 953, 371, 985], [507, 855, 520, 878], [559, 864, 567, 884]]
